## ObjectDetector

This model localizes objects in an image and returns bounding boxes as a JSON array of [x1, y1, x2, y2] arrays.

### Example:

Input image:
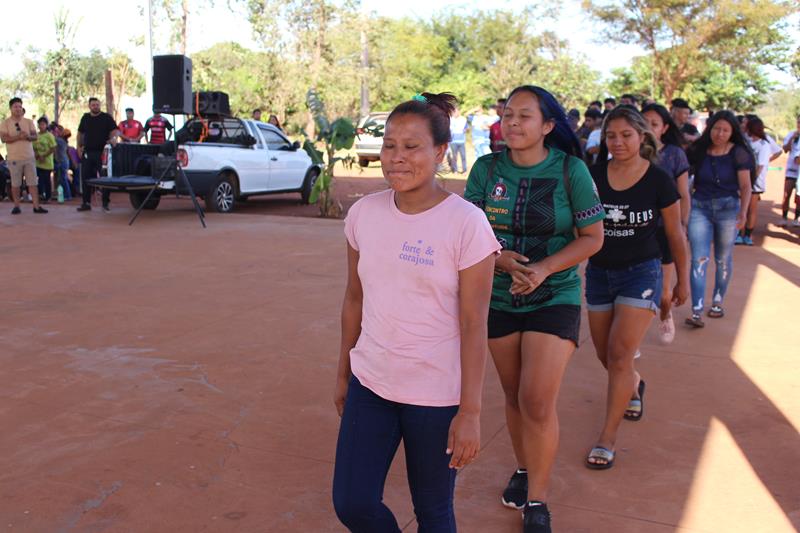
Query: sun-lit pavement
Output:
[[0, 165, 797, 532]]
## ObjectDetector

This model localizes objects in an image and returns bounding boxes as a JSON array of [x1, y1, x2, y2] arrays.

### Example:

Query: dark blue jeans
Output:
[[333, 376, 458, 533]]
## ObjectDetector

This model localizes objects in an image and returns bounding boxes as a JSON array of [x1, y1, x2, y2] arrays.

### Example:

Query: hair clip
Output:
[[411, 94, 428, 104]]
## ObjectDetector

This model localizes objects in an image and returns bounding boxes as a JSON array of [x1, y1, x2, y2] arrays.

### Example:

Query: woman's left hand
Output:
[[446, 411, 480, 469], [672, 281, 689, 306], [510, 262, 553, 295]]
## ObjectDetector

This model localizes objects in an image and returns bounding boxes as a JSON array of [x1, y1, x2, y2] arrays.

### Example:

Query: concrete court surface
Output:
[[0, 170, 798, 533]]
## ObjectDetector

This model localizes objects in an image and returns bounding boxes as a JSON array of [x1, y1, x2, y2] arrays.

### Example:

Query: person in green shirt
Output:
[[465, 85, 605, 533], [33, 117, 57, 201]]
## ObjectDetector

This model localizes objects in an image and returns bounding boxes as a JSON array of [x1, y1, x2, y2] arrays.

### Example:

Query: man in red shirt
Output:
[[118, 108, 144, 143], [144, 112, 173, 145], [489, 98, 506, 152]]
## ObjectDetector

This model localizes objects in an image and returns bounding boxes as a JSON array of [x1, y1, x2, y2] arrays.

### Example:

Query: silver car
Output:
[[355, 112, 389, 167]]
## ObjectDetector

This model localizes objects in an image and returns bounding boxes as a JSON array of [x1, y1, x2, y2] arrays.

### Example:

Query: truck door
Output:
[[257, 125, 307, 191], [236, 120, 270, 193]]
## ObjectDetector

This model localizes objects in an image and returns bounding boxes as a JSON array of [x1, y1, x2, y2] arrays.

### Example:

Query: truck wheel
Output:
[[129, 191, 161, 210], [206, 175, 236, 213], [300, 168, 320, 205], [358, 158, 369, 167]]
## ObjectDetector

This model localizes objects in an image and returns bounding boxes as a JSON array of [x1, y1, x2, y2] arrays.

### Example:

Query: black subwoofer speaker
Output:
[[193, 91, 231, 116], [153, 55, 192, 115]]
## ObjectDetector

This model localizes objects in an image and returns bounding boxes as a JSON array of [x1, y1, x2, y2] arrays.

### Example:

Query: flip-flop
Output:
[[586, 446, 615, 470], [707, 305, 724, 318], [685, 314, 705, 328], [624, 379, 646, 421]]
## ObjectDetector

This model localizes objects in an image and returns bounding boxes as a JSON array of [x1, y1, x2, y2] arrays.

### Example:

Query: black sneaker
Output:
[[102, 204, 110, 212], [33, 206, 48, 214], [77, 204, 91, 212], [11, 206, 21, 215], [523, 501, 551, 533], [502, 469, 528, 509]]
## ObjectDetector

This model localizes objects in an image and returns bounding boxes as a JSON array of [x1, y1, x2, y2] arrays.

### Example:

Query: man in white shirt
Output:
[[448, 108, 468, 174]]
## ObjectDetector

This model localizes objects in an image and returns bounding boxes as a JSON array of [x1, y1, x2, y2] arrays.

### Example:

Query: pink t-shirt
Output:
[[344, 189, 500, 407]]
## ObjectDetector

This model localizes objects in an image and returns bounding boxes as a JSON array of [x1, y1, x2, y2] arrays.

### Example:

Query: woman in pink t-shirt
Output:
[[332, 93, 500, 532]]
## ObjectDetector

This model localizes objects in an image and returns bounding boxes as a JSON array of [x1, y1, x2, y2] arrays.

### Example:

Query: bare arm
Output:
[[676, 171, 690, 229], [447, 253, 495, 469], [334, 243, 363, 416], [661, 202, 689, 306], [783, 132, 796, 152], [736, 169, 752, 230]]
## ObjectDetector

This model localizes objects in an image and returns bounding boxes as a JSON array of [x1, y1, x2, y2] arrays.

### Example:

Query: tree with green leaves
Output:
[[584, 0, 796, 104]]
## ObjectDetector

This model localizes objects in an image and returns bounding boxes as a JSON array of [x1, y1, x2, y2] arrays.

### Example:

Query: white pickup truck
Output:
[[101, 117, 321, 213]]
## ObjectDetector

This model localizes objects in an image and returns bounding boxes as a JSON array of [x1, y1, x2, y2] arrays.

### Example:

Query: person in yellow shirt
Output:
[[33, 117, 57, 202], [0, 97, 46, 214]]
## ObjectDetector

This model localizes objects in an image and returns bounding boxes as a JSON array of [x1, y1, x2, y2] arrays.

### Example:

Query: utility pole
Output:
[[145, 0, 154, 112]]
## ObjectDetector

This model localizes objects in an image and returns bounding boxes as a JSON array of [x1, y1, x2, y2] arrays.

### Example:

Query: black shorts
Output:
[[487, 305, 581, 346], [656, 226, 672, 265]]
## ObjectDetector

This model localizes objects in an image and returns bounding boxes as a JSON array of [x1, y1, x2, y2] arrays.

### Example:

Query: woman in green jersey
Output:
[[465, 86, 605, 533]]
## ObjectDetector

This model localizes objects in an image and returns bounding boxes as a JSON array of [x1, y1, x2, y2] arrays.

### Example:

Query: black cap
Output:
[[125, 107, 134, 113]]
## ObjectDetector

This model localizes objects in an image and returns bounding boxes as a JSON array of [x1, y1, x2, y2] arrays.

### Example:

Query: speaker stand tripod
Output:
[[128, 156, 206, 228]]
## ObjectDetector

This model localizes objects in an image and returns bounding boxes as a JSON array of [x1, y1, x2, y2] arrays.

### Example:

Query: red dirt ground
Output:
[[0, 163, 798, 532]]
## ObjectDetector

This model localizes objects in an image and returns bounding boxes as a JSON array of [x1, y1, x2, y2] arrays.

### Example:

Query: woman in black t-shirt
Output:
[[584, 106, 689, 469], [642, 104, 690, 344]]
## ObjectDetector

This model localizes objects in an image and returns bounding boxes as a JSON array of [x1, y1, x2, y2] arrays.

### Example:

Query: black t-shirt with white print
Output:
[[589, 162, 680, 269]]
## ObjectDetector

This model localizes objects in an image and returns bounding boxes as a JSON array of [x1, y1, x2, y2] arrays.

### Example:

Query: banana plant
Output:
[[304, 88, 383, 218]]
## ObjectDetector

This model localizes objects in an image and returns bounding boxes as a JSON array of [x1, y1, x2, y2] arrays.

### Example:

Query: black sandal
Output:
[[624, 379, 646, 421], [685, 314, 705, 328], [586, 446, 615, 470], [707, 305, 724, 318]]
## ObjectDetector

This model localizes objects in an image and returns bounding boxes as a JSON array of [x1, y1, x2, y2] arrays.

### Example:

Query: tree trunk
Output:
[[105, 69, 115, 120], [54, 81, 60, 124], [360, 27, 369, 119]]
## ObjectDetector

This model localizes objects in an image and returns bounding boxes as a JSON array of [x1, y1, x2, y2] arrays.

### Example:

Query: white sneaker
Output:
[[634, 348, 642, 359], [658, 313, 676, 344], [793, 219, 800, 227]]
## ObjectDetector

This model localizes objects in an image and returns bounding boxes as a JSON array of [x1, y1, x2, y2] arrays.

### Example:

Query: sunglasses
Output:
[[15, 123, 20, 132]]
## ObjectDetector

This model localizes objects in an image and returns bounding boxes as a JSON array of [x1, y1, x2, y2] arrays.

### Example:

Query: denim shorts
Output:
[[585, 258, 663, 313]]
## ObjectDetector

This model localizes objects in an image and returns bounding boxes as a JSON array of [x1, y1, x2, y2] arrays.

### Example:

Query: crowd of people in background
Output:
[[0, 97, 176, 214]]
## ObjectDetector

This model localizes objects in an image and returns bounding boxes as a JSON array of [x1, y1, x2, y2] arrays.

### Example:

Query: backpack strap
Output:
[[486, 151, 500, 182], [562, 153, 573, 215]]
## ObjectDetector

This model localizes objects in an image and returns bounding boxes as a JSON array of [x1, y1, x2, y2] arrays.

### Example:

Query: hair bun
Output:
[[420, 92, 458, 116]]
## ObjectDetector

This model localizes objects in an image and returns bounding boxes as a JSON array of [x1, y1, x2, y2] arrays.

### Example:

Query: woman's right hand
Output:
[[334, 375, 350, 417], [735, 212, 747, 230]]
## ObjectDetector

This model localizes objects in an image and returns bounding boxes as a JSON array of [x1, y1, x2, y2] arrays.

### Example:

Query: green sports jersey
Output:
[[465, 148, 605, 312]]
